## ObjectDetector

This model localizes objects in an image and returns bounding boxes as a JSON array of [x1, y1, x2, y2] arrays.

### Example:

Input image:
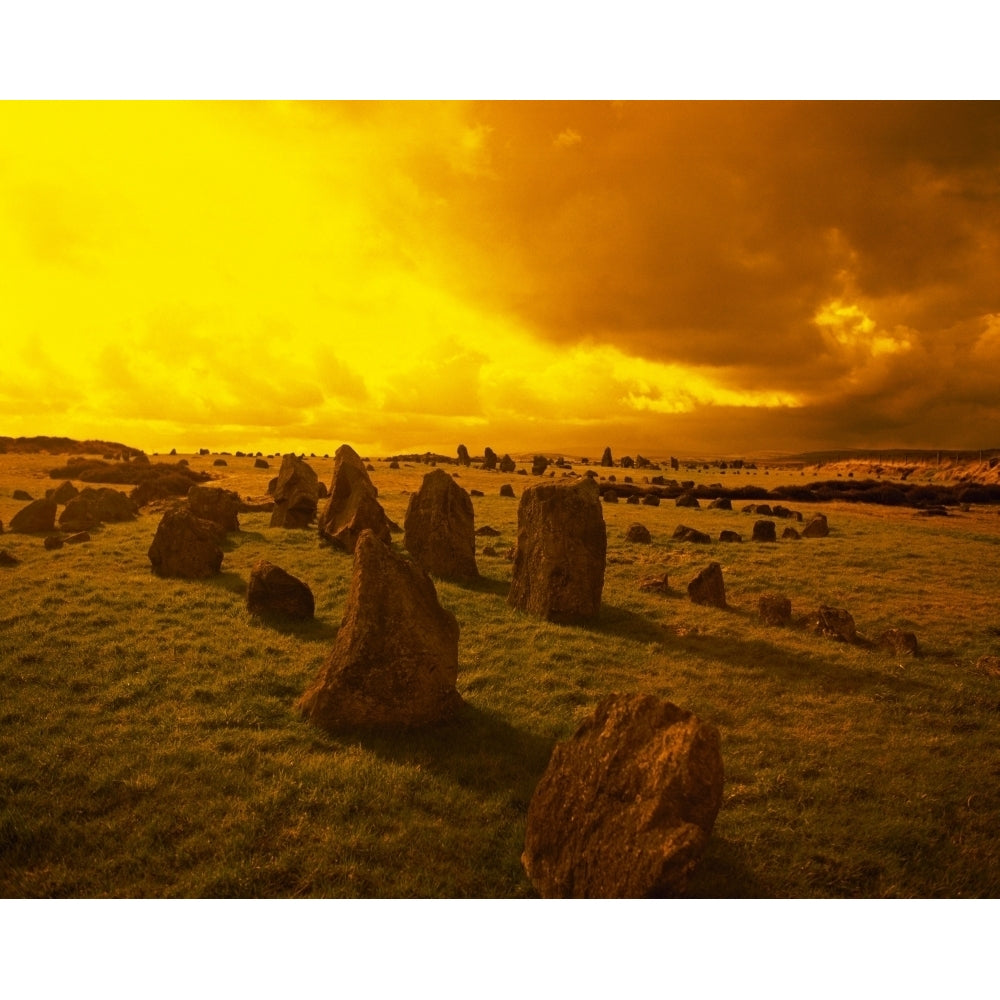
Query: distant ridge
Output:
[[0, 435, 144, 457]]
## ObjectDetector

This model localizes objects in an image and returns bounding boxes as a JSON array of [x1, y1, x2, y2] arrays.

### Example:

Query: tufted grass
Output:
[[2, 450, 1000, 897]]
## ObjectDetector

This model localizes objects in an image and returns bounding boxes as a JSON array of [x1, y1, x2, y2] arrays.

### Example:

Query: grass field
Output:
[[2, 449, 1000, 897]]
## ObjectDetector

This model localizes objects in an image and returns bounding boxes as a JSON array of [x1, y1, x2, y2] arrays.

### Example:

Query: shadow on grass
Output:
[[249, 614, 340, 643], [325, 700, 556, 803], [208, 571, 248, 596], [681, 836, 768, 897], [447, 573, 510, 598]]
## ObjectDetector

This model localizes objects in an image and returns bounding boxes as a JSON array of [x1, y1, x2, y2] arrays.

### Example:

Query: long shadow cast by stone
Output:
[[222, 529, 267, 550], [249, 613, 340, 643], [447, 573, 510, 598], [319, 700, 556, 804], [207, 570, 248, 596], [678, 835, 768, 897], [582, 602, 677, 645]]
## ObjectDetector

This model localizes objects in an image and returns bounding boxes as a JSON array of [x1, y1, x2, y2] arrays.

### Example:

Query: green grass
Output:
[[3, 452, 1000, 896]]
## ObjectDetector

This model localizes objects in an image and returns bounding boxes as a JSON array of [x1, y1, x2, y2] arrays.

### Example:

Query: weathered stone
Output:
[[254, 458, 270, 469], [457, 444, 471, 467], [0, 549, 19, 566], [603, 490, 618, 504], [500, 484, 516, 498], [531, 455, 550, 476], [403, 468, 479, 582], [782, 526, 801, 539], [246, 559, 314, 620], [802, 513, 830, 538], [49, 480, 79, 505], [708, 497, 732, 510], [522, 693, 723, 898], [673, 525, 711, 544], [475, 525, 501, 536], [483, 447, 498, 471], [977, 655, 1000, 678], [811, 605, 857, 642], [719, 530, 743, 542], [641, 494, 660, 506], [44, 535, 64, 550], [213, 458, 228, 466], [676, 494, 700, 509], [298, 530, 462, 729], [752, 519, 777, 542], [877, 627, 919, 657], [639, 573, 670, 594], [59, 487, 137, 531], [600, 446, 613, 467], [507, 478, 606, 624], [499, 454, 516, 473], [12, 489, 33, 501], [759, 593, 792, 625], [317, 444, 392, 552], [10, 498, 57, 534], [625, 523, 651, 544], [188, 484, 240, 533], [148, 508, 223, 578], [269, 454, 319, 529], [687, 562, 726, 608]]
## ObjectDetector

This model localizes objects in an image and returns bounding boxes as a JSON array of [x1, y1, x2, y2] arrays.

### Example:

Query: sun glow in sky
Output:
[[2, 100, 1000, 457]]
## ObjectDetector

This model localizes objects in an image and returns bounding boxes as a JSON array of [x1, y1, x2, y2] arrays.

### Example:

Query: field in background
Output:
[[2, 448, 1000, 897]]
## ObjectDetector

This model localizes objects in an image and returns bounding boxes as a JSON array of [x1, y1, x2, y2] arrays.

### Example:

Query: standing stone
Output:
[[687, 562, 726, 608], [601, 446, 614, 467], [457, 444, 471, 467], [317, 444, 392, 552], [500, 484, 516, 498], [10, 498, 57, 534], [188, 484, 240, 533], [719, 530, 743, 543], [802, 513, 830, 538], [522, 693, 724, 898], [483, 447, 498, 471], [59, 487, 137, 531], [148, 508, 223, 578], [49, 480, 80, 505], [811, 605, 857, 642], [531, 455, 550, 476], [758, 593, 792, 625], [298, 530, 462, 729], [499, 454, 516, 473], [507, 477, 606, 624], [403, 468, 479, 582], [254, 458, 270, 469], [625, 523, 651, 544], [269, 454, 319, 529], [752, 519, 777, 542], [246, 560, 314, 620]]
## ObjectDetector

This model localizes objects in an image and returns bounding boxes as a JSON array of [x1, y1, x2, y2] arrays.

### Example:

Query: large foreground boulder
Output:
[[269, 454, 319, 528], [507, 477, 606, 624], [148, 508, 223, 578], [246, 560, 314, 620], [522, 693, 724, 898], [298, 530, 462, 729], [317, 444, 392, 552], [403, 468, 479, 582], [10, 498, 57, 534], [188, 484, 240, 533]]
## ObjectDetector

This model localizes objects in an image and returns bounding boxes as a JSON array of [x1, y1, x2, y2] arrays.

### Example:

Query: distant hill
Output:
[[0, 435, 144, 458]]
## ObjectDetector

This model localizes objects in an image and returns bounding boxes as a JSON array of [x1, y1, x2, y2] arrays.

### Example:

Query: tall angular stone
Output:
[[403, 468, 479, 582], [148, 508, 223, 578], [317, 444, 391, 552], [270, 454, 319, 528], [507, 477, 606, 624], [298, 530, 462, 729]]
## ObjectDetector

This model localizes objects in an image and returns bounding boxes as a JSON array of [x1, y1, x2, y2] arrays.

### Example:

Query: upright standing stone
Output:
[[403, 468, 479, 582], [148, 508, 223, 578], [687, 562, 726, 608], [522, 693, 724, 898], [507, 477, 606, 623], [483, 447, 498, 471], [270, 454, 320, 528], [600, 446, 614, 467], [246, 560, 314, 620], [298, 530, 462, 729], [802, 513, 830, 538], [317, 444, 392, 552], [10, 498, 57, 534]]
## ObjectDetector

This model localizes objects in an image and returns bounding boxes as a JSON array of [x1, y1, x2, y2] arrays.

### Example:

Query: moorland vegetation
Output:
[[2, 440, 1000, 897]]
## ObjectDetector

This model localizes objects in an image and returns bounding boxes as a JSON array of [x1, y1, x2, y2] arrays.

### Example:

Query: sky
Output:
[[3, 100, 1000, 459]]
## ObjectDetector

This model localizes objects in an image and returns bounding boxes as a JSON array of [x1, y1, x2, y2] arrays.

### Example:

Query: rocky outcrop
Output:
[[507, 478, 606, 624], [317, 444, 392, 552], [298, 530, 462, 729], [522, 693, 723, 897], [403, 468, 478, 582]]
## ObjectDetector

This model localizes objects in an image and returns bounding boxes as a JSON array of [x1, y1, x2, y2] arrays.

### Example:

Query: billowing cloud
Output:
[[2, 101, 999, 456]]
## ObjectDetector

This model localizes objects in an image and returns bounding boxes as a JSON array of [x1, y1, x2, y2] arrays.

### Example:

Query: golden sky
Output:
[[2, 101, 999, 457]]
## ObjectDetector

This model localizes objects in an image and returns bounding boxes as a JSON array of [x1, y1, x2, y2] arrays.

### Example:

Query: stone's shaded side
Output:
[[298, 530, 462, 729], [317, 443, 392, 552], [188, 485, 240, 533], [148, 508, 223, 578], [269, 454, 319, 528], [687, 562, 727, 608], [10, 498, 57, 534], [507, 477, 607, 624], [247, 560, 314, 620], [522, 693, 724, 898], [752, 519, 777, 542], [403, 468, 479, 582], [802, 513, 830, 538]]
